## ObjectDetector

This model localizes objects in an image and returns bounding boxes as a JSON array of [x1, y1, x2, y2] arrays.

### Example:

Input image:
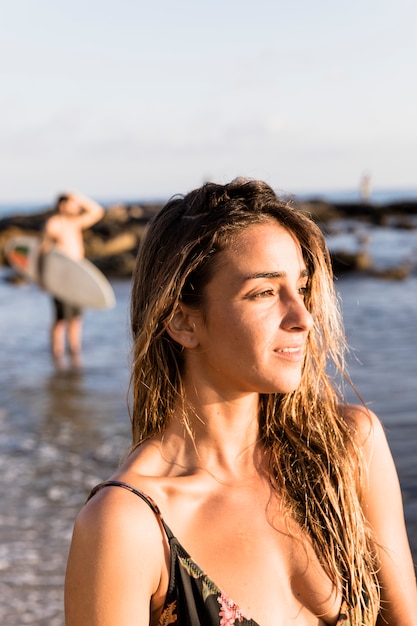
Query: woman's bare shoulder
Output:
[[76, 478, 163, 544], [65, 478, 166, 624], [337, 402, 386, 448]]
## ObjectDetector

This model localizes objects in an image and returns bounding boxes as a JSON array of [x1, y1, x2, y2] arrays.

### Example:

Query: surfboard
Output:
[[4, 235, 116, 309]]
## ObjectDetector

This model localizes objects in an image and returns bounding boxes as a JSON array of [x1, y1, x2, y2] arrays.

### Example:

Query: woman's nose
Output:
[[282, 294, 314, 332]]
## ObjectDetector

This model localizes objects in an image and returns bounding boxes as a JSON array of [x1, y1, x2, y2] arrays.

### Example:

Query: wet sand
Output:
[[0, 274, 416, 625]]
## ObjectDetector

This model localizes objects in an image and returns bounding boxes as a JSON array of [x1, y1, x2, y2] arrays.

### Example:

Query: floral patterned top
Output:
[[88, 481, 352, 626]]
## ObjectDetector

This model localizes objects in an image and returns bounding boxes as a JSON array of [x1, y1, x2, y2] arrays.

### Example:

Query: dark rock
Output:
[[330, 250, 372, 276], [371, 263, 412, 281], [1, 198, 416, 279], [0, 202, 163, 278]]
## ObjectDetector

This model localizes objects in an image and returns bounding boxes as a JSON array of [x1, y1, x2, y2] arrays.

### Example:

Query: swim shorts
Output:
[[53, 297, 82, 321]]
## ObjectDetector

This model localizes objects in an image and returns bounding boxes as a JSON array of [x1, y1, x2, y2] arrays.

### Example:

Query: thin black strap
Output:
[[87, 480, 175, 540]]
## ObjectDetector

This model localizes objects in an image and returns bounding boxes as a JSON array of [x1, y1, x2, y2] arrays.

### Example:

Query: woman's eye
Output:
[[298, 285, 309, 297], [253, 289, 274, 298]]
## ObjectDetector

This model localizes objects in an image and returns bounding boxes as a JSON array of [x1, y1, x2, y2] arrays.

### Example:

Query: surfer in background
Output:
[[40, 192, 104, 367]]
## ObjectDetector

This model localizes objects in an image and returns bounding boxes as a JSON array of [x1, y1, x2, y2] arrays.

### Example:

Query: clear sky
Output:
[[1, 0, 416, 203]]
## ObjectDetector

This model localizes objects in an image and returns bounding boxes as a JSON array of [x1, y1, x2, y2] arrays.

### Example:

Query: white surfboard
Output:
[[4, 235, 116, 310]]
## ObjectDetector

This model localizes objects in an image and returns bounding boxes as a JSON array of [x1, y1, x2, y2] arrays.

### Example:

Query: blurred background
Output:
[[1, 0, 417, 205], [0, 1, 416, 624]]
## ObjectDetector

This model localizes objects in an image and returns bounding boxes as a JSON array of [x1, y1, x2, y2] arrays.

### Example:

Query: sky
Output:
[[1, 0, 417, 204]]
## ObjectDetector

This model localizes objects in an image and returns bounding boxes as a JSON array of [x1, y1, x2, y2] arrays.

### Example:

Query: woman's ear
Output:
[[165, 304, 200, 349]]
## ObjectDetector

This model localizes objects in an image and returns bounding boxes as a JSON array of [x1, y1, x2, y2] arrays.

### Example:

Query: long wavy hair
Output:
[[130, 178, 379, 625]]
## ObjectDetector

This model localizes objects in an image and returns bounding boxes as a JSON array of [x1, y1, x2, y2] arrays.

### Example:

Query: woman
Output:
[[65, 179, 417, 625]]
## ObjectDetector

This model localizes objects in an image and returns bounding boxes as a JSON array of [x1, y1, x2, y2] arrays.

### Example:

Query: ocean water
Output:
[[296, 186, 417, 205], [0, 224, 416, 624], [325, 218, 417, 271]]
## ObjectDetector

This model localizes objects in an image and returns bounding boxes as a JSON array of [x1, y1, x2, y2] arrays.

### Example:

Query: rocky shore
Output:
[[1, 198, 416, 279]]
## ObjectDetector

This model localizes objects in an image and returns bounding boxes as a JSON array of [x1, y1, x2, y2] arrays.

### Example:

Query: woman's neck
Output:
[[159, 392, 265, 482]]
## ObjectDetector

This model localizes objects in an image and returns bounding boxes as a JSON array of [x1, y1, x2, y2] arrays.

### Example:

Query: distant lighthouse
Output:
[[360, 172, 372, 204]]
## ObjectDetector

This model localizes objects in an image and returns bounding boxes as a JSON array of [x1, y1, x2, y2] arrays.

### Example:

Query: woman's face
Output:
[[186, 221, 314, 397]]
